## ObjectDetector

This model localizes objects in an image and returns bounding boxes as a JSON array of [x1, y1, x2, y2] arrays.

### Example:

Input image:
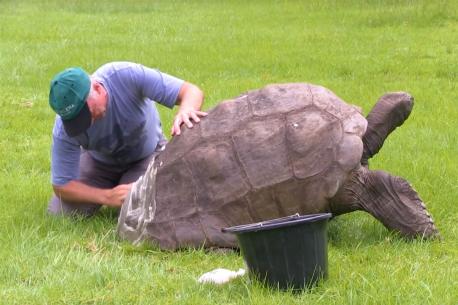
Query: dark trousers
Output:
[[48, 144, 164, 217]]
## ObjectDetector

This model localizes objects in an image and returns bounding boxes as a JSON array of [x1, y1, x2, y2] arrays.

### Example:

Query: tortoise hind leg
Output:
[[361, 92, 414, 167], [331, 166, 439, 239]]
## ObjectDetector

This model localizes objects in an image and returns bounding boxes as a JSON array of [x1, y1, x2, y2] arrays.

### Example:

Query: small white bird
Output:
[[198, 268, 246, 285]]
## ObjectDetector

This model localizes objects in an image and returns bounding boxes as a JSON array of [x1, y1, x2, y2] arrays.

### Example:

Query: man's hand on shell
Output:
[[171, 109, 208, 136]]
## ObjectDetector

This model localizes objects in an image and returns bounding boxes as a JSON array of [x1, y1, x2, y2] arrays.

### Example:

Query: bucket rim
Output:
[[221, 213, 332, 234]]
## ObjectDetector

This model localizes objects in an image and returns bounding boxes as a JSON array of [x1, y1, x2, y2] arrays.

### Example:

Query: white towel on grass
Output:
[[198, 268, 246, 285]]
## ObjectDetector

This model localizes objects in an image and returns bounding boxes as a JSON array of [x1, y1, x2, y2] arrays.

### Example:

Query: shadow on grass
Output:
[[327, 212, 395, 248]]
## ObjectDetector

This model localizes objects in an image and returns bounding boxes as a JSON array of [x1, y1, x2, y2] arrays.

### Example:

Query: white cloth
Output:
[[198, 268, 246, 285]]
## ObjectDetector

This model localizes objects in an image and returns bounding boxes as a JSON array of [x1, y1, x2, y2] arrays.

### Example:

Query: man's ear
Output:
[[93, 81, 102, 93]]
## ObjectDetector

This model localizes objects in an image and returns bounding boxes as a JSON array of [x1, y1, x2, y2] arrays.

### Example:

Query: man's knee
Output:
[[47, 194, 101, 217]]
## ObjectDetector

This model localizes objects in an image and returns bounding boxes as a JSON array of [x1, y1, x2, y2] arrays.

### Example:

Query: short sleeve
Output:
[[137, 65, 184, 108], [50, 119, 82, 186]]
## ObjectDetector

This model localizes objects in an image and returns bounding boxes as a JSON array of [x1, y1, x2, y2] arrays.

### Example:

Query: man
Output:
[[47, 61, 206, 216]]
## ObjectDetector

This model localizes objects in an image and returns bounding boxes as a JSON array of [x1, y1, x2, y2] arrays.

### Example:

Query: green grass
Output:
[[1, 0, 457, 304]]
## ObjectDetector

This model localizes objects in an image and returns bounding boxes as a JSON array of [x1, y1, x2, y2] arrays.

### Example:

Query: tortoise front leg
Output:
[[331, 166, 439, 239], [361, 92, 414, 167]]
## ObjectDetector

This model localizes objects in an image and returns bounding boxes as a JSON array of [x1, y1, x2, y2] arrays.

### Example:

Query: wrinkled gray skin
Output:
[[117, 83, 439, 250]]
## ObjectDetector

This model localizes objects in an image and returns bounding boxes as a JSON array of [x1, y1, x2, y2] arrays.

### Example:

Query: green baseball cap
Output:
[[49, 67, 92, 137]]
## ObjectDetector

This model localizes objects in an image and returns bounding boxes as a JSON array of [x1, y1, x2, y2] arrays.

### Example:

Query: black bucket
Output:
[[222, 213, 332, 290]]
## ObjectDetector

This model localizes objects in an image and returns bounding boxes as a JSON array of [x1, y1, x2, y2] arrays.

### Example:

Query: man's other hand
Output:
[[105, 183, 133, 207]]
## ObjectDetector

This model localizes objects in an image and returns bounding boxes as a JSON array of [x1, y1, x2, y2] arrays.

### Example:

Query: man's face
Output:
[[86, 82, 108, 123]]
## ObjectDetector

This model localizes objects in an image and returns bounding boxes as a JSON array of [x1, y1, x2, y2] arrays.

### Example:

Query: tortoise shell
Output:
[[127, 83, 367, 249]]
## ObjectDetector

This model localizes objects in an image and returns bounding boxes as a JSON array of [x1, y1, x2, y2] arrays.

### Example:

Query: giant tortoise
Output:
[[117, 83, 438, 249]]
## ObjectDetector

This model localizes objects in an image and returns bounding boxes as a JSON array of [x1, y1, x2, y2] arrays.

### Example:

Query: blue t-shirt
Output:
[[51, 62, 184, 186]]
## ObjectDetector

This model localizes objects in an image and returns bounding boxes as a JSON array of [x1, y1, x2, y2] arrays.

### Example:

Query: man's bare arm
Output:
[[171, 82, 207, 136], [53, 180, 132, 207]]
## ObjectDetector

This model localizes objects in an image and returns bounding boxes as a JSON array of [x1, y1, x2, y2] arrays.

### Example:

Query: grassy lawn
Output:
[[0, 0, 457, 304]]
